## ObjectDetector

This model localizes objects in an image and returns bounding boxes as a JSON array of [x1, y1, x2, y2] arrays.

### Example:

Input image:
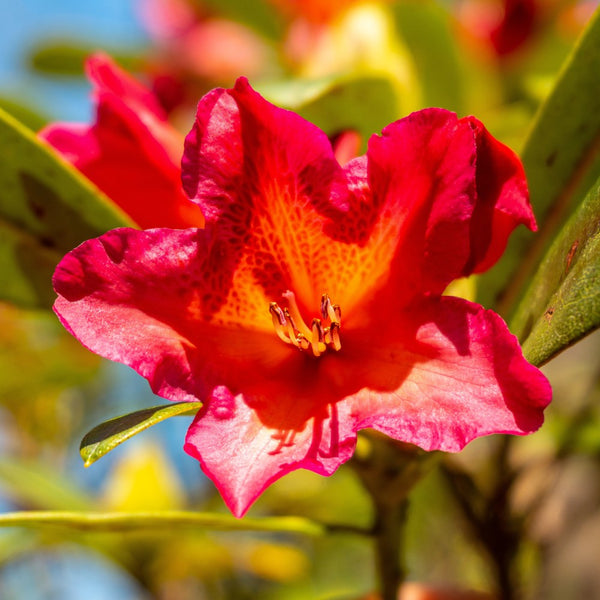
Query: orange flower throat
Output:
[[269, 291, 341, 357]]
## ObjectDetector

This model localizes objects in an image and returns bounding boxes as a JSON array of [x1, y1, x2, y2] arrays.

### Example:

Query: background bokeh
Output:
[[1, 1, 600, 599]]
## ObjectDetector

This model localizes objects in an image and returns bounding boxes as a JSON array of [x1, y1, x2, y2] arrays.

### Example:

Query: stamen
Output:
[[282, 290, 313, 339], [330, 322, 342, 351], [297, 334, 310, 351], [283, 308, 301, 348], [270, 291, 342, 357], [322, 294, 340, 324], [270, 303, 291, 344], [311, 318, 327, 357], [332, 304, 341, 322]]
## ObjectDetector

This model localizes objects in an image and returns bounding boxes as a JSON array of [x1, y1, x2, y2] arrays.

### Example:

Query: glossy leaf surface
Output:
[[477, 8, 600, 313], [80, 402, 202, 467], [0, 108, 134, 309], [260, 75, 400, 151]]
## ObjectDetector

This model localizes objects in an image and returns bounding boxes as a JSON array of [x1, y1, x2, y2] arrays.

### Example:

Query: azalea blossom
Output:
[[39, 53, 204, 229], [53, 78, 551, 517]]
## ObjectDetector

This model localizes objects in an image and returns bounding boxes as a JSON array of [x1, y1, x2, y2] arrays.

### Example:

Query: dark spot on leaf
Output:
[[565, 240, 579, 272], [544, 306, 555, 322], [545, 150, 557, 167], [19, 171, 105, 251]]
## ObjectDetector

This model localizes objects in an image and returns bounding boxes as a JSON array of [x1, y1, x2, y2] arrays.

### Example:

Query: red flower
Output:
[[39, 53, 204, 229], [53, 79, 551, 517]]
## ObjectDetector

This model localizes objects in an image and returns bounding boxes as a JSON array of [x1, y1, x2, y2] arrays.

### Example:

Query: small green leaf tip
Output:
[[80, 402, 202, 466]]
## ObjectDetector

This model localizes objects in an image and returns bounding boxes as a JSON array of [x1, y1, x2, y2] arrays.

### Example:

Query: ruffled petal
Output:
[[53, 228, 290, 403], [325, 109, 534, 315], [184, 386, 357, 517], [463, 115, 535, 274], [40, 54, 204, 230], [321, 109, 478, 316], [342, 296, 551, 452], [368, 109, 478, 299]]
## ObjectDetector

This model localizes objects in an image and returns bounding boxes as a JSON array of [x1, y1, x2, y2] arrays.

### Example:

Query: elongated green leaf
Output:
[[477, 7, 600, 313], [393, 2, 464, 112], [260, 75, 399, 151], [28, 41, 144, 77], [0, 510, 331, 537], [199, 0, 283, 40], [80, 402, 202, 467], [0, 108, 134, 309], [0, 95, 48, 130], [513, 177, 600, 366]]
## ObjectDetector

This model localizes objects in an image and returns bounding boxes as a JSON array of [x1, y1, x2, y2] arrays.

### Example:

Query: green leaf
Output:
[[477, 7, 600, 313], [198, 0, 284, 40], [512, 177, 600, 366], [392, 1, 464, 112], [0, 108, 134, 309], [28, 41, 143, 77], [80, 402, 203, 467], [0, 95, 49, 130], [260, 75, 399, 151]]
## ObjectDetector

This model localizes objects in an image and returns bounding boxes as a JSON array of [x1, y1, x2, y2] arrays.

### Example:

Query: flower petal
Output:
[[342, 296, 551, 452], [464, 115, 535, 274], [182, 77, 349, 311], [325, 109, 535, 313], [40, 53, 204, 229], [53, 227, 293, 403], [184, 385, 357, 517]]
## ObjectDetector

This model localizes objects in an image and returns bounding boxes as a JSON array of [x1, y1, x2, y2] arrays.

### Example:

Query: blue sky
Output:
[[0, 0, 147, 121]]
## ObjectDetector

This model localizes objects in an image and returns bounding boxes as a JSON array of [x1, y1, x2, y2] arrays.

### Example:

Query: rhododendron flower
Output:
[[53, 79, 551, 517], [39, 53, 204, 229]]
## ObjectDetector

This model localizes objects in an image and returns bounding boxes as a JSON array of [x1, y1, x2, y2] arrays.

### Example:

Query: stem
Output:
[[0, 510, 367, 537], [373, 499, 409, 600], [441, 437, 522, 600], [351, 433, 438, 599]]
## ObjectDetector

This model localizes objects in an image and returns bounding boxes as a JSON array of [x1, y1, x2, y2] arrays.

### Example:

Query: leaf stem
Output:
[[0, 510, 369, 537]]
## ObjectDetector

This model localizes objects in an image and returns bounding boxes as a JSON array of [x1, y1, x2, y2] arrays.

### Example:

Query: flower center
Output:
[[269, 291, 341, 357]]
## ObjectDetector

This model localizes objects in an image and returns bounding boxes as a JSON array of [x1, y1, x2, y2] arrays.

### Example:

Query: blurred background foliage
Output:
[[1, 1, 600, 599]]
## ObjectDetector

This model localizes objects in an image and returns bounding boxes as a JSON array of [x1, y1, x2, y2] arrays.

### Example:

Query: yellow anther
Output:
[[283, 308, 301, 348]]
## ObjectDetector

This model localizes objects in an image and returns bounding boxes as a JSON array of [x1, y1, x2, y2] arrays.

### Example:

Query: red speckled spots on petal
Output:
[[183, 78, 353, 313], [53, 227, 291, 405]]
